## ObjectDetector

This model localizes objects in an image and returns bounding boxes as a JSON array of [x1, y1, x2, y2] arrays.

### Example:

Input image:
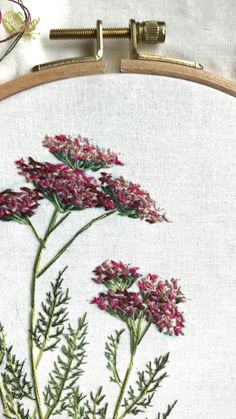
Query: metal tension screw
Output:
[[50, 20, 166, 44]]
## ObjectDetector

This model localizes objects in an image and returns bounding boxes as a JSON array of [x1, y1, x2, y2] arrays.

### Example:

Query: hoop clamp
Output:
[[33, 19, 203, 72]]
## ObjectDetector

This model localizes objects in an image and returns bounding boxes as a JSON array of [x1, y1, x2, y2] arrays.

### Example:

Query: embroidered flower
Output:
[[93, 260, 141, 290], [0, 187, 42, 223], [99, 173, 168, 224], [43, 135, 123, 171], [91, 290, 145, 319], [16, 158, 111, 213], [139, 275, 186, 336]]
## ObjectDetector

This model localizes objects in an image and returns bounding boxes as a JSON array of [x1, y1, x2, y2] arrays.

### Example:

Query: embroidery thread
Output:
[[0, 135, 186, 418]]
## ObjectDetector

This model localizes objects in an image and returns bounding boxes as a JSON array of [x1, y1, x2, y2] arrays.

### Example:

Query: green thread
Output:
[[3, 10, 40, 38]]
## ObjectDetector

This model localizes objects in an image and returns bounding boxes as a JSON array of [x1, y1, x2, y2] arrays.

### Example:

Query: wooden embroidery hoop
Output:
[[1, 60, 236, 101], [0, 18, 236, 100]]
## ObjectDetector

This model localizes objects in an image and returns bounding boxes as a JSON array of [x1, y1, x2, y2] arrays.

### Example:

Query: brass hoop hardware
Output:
[[32, 19, 202, 72], [49, 20, 166, 43], [32, 20, 103, 72], [129, 19, 202, 69]]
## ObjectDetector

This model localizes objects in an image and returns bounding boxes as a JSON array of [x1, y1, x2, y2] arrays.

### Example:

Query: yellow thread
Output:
[[3, 11, 40, 38]]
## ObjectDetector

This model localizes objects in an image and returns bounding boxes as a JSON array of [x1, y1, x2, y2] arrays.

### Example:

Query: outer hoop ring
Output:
[[0, 60, 236, 101]]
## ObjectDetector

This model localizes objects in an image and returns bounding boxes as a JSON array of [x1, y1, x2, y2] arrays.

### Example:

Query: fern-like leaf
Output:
[[0, 323, 6, 366], [43, 314, 87, 417], [84, 387, 108, 419], [66, 387, 86, 418], [157, 400, 177, 419], [121, 353, 169, 416], [33, 267, 70, 356], [2, 347, 34, 401], [3, 397, 31, 419], [105, 329, 124, 387]]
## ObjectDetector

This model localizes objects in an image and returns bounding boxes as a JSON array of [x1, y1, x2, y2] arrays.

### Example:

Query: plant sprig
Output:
[[105, 329, 125, 387], [43, 314, 88, 418], [121, 353, 169, 417], [157, 400, 178, 419], [2, 347, 34, 401], [66, 387, 86, 418], [84, 387, 108, 419], [33, 267, 70, 367]]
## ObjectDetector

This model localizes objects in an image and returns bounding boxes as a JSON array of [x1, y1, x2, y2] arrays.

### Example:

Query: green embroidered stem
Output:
[[48, 211, 71, 235], [112, 352, 135, 419], [0, 381, 10, 417], [30, 209, 59, 419], [37, 210, 117, 278], [44, 356, 74, 419], [112, 317, 151, 419], [27, 217, 44, 245], [137, 321, 152, 345], [34, 294, 55, 369]]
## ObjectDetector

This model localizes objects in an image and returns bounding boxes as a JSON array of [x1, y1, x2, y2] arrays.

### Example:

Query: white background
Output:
[[0, 0, 236, 82], [0, 74, 236, 418]]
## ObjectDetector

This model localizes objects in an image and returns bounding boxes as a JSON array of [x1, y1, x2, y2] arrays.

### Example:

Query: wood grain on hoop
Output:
[[121, 59, 236, 98], [1, 59, 236, 100], [0, 61, 107, 101]]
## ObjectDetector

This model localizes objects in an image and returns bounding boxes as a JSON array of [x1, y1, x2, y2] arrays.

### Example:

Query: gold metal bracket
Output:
[[129, 19, 203, 69], [32, 20, 103, 72], [32, 19, 203, 72]]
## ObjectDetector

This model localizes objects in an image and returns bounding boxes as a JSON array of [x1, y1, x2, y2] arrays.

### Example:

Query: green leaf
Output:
[[0, 323, 6, 366], [3, 397, 32, 419], [121, 353, 169, 416], [2, 347, 34, 401], [105, 329, 125, 387], [54, 152, 106, 172], [84, 387, 108, 418], [157, 400, 177, 419], [33, 268, 70, 357], [66, 387, 86, 418], [44, 314, 88, 417]]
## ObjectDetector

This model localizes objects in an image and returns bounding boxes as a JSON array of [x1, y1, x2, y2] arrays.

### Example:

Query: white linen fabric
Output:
[[0, 0, 236, 82], [0, 75, 236, 419]]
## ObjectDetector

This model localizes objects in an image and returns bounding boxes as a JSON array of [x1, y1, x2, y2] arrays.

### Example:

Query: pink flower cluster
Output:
[[139, 274, 186, 335], [100, 173, 168, 224], [93, 260, 141, 289], [43, 135, 123, 170], [0, 187, 42, 221], [92, 261, 186, 336], [16, 158, 111, 212], [91, 290, 145, 318]]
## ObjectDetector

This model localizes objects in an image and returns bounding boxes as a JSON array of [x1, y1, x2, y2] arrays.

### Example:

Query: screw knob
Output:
[[138, 21, 166, 44]]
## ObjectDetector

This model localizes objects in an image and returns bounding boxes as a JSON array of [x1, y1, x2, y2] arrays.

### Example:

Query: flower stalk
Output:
[[30, 208, 59, 419], [0, 134, 183, 418], [37, 210, 116, 278]]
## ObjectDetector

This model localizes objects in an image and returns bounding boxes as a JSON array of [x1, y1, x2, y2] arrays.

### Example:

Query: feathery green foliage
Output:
[[66, 387, 86, 418], [121, 353, 169, 416], [0, 323, 6, 366], [84, 387, 108, 419], [3, 397, 31, 419], [34, 268, 70, 354], [157, 400, 177, 419], [105, 329, 125, 387], [43, 314, 87, 417], [2, 347, 34, 401]]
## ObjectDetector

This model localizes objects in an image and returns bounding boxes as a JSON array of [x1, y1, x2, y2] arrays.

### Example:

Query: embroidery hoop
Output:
[[0, 16, 236, 100], [0, 21, 236, 419], [0, 60, 236, 100]]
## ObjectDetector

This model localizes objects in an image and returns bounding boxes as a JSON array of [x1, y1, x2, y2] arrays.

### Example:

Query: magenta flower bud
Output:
[[16, 158, 113, 213], [139, 275, 186, 336], [100, 173, 168, 224], [0, 187, 42, 223], [91, 290, 145, 319], [43, 135, 124, 171], [93, 260, 141, 290]]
